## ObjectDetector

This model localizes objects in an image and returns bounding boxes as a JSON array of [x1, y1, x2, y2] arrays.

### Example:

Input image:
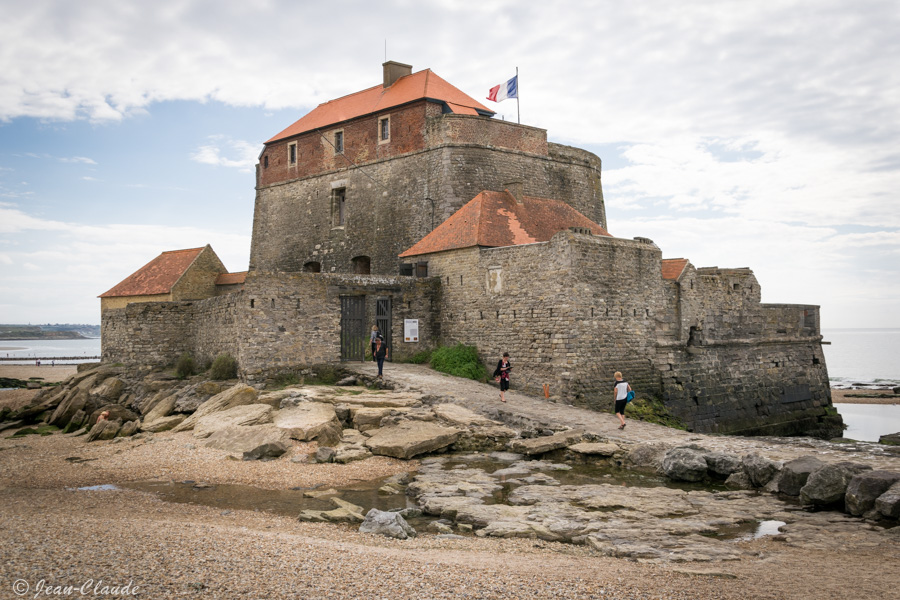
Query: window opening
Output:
[[332, 187, 346, 227], [351, 256, 371, 275], [379, 117, 390, 142], [263, 155, 269, 168], [334, 131, 344, 153], [303, 262, 321, 273], [288, 142, 297, 166], [416, 262, 428, 277]]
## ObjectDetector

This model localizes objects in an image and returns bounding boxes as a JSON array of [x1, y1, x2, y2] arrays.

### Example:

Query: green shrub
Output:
[[430, 344, 488, 382], [175, 352, 195, 379], [210, 353, 238, 380]]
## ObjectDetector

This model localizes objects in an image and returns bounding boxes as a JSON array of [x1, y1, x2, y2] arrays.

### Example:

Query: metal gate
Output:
[[376, 297, 391, 361], [340, 296, 366, 361]]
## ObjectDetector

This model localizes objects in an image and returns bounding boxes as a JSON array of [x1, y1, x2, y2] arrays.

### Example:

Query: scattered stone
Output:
[[142, 393, 177, 423], [845, 470, 900, 516], [359, 508, 417, 539], [724, 471, 754, 490], [242, 442, 288, 461], [86, 418, 122, 442], [117, 419, 140, 437], [314, 447, 336, 463], [333, 444, 372, 464]]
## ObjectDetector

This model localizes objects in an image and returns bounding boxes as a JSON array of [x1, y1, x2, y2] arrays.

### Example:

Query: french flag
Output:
[[487, 75, 518, 103]]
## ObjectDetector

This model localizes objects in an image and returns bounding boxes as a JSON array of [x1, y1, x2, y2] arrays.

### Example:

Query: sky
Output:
[[1, 0, 898, 328]]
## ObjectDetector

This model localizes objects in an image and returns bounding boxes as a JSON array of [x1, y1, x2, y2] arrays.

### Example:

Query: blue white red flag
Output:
[[487, 75, 518, 102]]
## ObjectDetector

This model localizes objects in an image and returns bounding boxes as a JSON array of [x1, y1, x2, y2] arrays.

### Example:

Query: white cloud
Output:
[[190, 135, 259, 172], [59, 156, 97, 164]]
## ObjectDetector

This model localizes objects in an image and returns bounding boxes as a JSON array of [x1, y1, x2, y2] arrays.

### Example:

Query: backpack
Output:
[[626, 390, 635, 403]]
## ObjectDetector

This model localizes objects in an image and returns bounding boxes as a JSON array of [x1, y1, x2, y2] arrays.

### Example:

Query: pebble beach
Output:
[[2, 364, 899, 599]]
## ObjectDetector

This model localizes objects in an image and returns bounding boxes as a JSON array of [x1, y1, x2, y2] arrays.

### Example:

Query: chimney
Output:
[[505, 181, 524, 205], [383, 61, 412, 88]]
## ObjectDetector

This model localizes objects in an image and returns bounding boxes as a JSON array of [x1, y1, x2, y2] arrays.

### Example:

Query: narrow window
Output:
[[288, 142, 297, 166], [332, 187, 346, 227], [379, 117, 390, 142], [334, 131, 344, 153], [263, 155, 269, 168]]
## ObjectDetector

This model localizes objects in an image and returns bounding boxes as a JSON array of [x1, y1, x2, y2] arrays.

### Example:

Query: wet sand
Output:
[[0, 363, 79, 383]]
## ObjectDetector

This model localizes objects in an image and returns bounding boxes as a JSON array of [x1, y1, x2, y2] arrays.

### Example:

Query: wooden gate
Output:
[[340, 296, 366, 361], [375, 297, 391, 361]]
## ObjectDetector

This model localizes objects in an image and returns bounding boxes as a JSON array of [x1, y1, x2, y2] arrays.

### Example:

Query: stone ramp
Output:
[[347, 362, 900, 470]]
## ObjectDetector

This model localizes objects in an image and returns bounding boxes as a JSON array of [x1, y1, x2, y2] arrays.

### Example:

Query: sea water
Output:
[[822, 328, 900, 389], [0, 338, 101, 363]]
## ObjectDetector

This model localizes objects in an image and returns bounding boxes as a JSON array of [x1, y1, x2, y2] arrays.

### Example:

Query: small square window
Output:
[[379, 117, 390, 142], [334, 131, 344, 154]]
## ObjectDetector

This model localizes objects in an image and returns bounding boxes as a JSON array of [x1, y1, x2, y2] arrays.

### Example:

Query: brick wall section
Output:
[[250, 119, 605, 276]]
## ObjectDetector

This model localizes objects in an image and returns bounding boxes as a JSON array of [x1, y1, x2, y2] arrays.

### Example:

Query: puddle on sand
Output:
[[708, 520, 786, 541], [120, 476, 418, 520], [72, 484, 120, 491]]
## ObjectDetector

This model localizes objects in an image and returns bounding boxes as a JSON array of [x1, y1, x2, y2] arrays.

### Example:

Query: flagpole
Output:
[[516, 66, 520, 124]]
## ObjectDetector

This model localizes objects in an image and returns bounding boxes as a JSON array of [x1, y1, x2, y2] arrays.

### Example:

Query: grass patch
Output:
[[430, 344, 488, 382], [626, 397, 687, 430], [9, 424, 60, 438]]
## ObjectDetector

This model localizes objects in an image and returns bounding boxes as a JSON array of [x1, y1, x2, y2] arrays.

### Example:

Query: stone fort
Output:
[[100, 61, 839, 437]]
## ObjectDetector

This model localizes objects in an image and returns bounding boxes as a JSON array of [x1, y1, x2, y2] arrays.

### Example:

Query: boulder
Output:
[[193, 404, 274, 439], [314, 447, 336, 463], [875, 481, 900, 519], [661, 447, 709, 482], [143, 393, 177, 423], [90, 377, 125, 402], [351, 407, 397, 432], [704, 452, 742, 478], [365, 421, 461, 459], [172, 384, 259, 432], [87, 405, 140, 427], [359, 508, 417, 539], [507, 430, 583, 456], [117, 420, 141, 437], [273, 403, 342, 446], [141, 414, 186, 433], [299, 498, 367, 524], [742, 454, 781, 487], [625, 443, 671, 469], [333, 444, 372, 464], [86, 418, 122, 442], [800, 461, 873, 507], [845, 470, 900, 516], [880, 432, 900, 446], [778, 456, 825, 496], [242, 442, 289, 461], [173, 381, 228, 413], [47, 389, 89, 427], [204, 424, 291, 453], [724, 470, 754, 490]]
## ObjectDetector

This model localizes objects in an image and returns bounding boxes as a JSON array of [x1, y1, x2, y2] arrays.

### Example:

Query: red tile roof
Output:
[[662, 258, 689, 280], [215, 271, 247, 285], [99, 247, 205, 298], [266, 69, 494, 143], [399, 191, 611, 258]]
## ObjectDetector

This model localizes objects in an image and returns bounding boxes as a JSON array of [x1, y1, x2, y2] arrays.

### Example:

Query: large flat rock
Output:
[[273, 403, 341, 444], [173, 384, 259, 432], [193, 404, 274, 439], [365, 422, 461, 459], [432, 403, 496, 427], [507, 430, 583, 455], [204, 424, 292, 453], [568, 442, 620, 456]]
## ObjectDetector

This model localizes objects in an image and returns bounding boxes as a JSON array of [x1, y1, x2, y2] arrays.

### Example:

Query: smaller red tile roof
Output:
[[267, 69, 494, 143], [662, 258, 690, 280], [100, 247, 205, 298], [215, 271, 247, 285], [399, 191, 611, 258]]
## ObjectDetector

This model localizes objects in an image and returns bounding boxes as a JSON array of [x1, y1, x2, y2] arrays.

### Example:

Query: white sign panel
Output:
[[404, 319, 419, 342]]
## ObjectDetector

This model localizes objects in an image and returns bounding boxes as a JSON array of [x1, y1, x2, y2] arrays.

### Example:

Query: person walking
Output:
[[369, 325, 380, 361], [373, 335, 389, 379], [494, 352, 512, 403], [613, 371, 632, 430]]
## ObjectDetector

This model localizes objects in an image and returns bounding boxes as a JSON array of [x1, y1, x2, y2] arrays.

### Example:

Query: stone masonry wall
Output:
[[171, 246, 227, 301], [250, 130, 605, 276], [101, 302, 193, 365]]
